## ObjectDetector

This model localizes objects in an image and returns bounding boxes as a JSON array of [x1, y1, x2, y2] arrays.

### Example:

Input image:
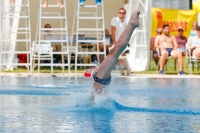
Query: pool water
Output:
[[0, 76, 200, 132]]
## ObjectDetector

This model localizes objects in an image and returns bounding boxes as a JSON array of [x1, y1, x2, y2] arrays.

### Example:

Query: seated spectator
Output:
[[175, 26, 187, 55], [154, 24, 185, 75], [105, 29, 110, 35], [190, 22, 197, 37], [187, 25, 200, 58], [42, 23, 61, 64], [150, 28, 162, 66]]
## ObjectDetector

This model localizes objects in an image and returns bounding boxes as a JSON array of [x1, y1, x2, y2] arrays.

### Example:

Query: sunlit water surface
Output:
[[0, 76, 200, 132]]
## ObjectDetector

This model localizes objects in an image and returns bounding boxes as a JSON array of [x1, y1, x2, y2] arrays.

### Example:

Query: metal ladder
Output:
[[71, 0, 106, 74], [0, 0, 31, 75], [35, 0, 70, 75]]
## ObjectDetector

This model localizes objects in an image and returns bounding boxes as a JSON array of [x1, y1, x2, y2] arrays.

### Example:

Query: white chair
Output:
[[186, 48, 200, 74], [157, 48, 188, 72], [31, 41, 53, 75]]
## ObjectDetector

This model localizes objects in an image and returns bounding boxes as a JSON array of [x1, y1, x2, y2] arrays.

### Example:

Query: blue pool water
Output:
[[0, 76, 200, 132]]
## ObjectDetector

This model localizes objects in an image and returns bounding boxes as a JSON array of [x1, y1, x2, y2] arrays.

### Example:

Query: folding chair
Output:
[[186, 48, 200, 74], [31, 41, 53, 75]]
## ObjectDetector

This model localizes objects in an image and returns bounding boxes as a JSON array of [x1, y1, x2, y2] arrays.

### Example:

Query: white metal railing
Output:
[[0, 0, 31, 75]]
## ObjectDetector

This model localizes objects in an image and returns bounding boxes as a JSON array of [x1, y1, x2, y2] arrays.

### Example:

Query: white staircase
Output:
[[71, 0, 106, 74], [0, 0, 31, 74], [125, 0, 152, 71], [35, 0, 70, 75]]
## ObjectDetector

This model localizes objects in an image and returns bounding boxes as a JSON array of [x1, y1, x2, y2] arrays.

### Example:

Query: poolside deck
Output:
[[1, 72, 200, 78]]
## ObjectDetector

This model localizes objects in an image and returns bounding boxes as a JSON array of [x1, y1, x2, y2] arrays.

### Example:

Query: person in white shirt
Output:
[[111, 8, 130, 45], [42, 23, 61, 64], [111, 8, 130, 76]]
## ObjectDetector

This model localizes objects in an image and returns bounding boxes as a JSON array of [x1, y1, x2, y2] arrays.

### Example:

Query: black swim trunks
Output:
[[166, 48, 173, 56], [92, 71, 111, 85], [152, 51, 157, 55]]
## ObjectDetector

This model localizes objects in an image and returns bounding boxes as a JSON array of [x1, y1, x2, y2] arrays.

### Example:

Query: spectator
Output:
[[42, 23, 61, 64], [190, 22, 197, 37], [111, 8, 129, 46], [150, 28, 162, 66], [187, 25, 200, 58], [175, 26, 187, 55], [42, 0, 64, 8], [154, 24, 185, 75]]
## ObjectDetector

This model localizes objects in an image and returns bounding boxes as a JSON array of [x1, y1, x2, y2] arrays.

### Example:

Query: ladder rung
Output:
[[4, 16, 29, 19], [5, 4, 29, 7], [135, 30, 146, 32], [51, 52, 69, 54], [77, 40, 103, 43], [40, 28, 67, 31], [76, 64, 97, 66], [2, 40, 30, 42], [77, 52, 105, 54], [79, 12, 96, 15], [79, 5, 101, 8], [0, 63, 31, 66], [41, 16, 65, 19], [42, 12, 61, 15], [37, 64, 70, 66], [139, 15, 145, 17], [135, 44, 148, 47], [3, 32, 29, 34], [78, 28, 104, 31], [41, 5, 66, 8], [38, 40, 68, 42], [3, 28, 30, 30], [1, 51, 30, 54], [79, 17, 103, 19], [38, 32, 67, 35], [4, 12, 27, 14], [78, 32, 103, 35]]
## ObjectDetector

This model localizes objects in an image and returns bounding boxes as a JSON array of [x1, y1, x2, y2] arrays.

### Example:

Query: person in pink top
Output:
[[175, 26, 187, 55]]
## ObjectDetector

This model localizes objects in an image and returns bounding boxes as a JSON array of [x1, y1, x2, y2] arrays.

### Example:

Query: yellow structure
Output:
[[151, 8, 198, 37], [193, 0, 200, 12]]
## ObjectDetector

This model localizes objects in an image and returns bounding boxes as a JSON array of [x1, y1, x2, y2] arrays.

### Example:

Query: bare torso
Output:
[[158, 35, 174, 48]]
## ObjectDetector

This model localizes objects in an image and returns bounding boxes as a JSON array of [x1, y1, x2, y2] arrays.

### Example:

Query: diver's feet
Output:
[[11, 0, 15, 5], [42, 2, 48, 8], [130, 10, 140, 28], [57, 2, 64, 8]]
